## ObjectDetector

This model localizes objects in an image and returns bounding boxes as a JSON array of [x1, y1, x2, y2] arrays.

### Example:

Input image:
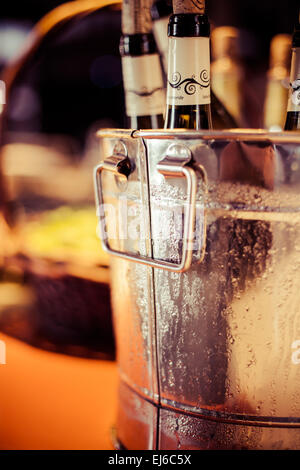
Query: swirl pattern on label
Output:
[[168, 71, 210, 96], [167, 37, 211, 106]]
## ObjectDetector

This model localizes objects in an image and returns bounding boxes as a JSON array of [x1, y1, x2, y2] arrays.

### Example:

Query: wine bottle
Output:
[[263, 34, 291, 131], [284, 12, 300, 131], [164, 10, 212, 130], [120, 0, 165, 129], [152, 0, 237, 129]]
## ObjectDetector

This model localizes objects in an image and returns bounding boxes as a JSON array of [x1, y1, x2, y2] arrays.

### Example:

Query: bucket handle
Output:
[[93, 146, 205, 272]]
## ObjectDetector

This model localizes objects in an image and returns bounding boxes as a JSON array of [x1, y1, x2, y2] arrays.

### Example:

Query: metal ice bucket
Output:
[[94, 129, 300, 450]]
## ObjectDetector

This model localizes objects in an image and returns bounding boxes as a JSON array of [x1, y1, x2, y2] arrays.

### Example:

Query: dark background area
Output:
[[0, 1, 67, 22], [0, 0, 298, 30], [0, 0, 298, 50], [208, 0, 299, 58]]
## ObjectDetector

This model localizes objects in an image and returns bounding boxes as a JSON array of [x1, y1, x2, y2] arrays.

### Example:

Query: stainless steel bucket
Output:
[[94, 129, 300, 450]]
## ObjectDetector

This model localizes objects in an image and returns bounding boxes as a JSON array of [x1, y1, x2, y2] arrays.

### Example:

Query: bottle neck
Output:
[[119, 34, 165, 121], [119, 33, 157, 56], [168, 13, 210, 38], [166, 14, 211, 108]]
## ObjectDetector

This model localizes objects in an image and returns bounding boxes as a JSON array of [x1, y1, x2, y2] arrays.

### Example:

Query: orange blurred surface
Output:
[[0, 333, 118, 450]]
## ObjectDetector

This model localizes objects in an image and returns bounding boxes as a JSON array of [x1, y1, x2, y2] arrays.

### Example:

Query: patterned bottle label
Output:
[[122, 53, 165, 117], [167, 36, 211, 106], [287, 47, 300, 112]]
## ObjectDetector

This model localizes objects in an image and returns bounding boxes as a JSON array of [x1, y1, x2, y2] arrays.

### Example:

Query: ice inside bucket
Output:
[[94, 129, 300, 450]]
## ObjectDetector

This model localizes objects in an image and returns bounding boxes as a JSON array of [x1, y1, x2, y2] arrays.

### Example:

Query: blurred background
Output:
[[0, 0, 299, 450]]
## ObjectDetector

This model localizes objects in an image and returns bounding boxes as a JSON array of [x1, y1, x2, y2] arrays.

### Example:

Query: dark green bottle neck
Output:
[[284, 111, 300, 131], [168, 13, 210, 38], [119, 33, 158, 57]]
